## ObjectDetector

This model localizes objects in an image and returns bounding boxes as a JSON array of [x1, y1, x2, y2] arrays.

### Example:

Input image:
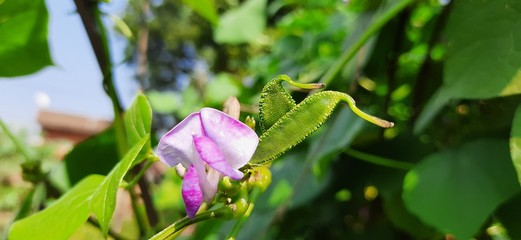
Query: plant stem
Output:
[[226, 187, 261, 240], [129, 186, 153, 238], [88, 217, 126, 240], [0, 118, 34, 162], [319, 0, 416, 86], [73, 0, 127, 157], [344, 148, 414, 170], [149, 207, 230, 240], [126, 161, 154, 189]]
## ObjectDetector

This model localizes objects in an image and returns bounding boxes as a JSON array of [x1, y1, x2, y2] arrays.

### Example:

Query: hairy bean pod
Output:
[[251, 91, 393, 165]]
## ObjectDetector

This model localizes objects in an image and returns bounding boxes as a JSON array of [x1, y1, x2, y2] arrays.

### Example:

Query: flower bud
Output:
[[248, 166, 272, 192]]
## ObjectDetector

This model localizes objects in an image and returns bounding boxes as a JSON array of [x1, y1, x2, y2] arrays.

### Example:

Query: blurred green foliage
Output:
[[2, 0, 521, 239], [118, 0, 521, 238]]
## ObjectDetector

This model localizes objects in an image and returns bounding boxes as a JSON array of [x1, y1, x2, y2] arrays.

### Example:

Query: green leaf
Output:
[[90, 135, 149, 237], [0, 0, 53, 77], [415, 0, 521, 132], [214, 0, 266, 44], [402, 139, 520, 239], [182, 0, 219, 25], [64, 126, 119, 185], [382, 191, 439, 239], [511, 104, 521, 185], [9, 175, 105, 240], [204, 73, 241, 105], [146, 90, 180, 114], [124, 93, 152, 161]]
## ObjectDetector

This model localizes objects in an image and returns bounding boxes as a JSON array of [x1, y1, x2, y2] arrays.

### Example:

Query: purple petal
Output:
[[193, 134, 244, 180], [156, 113, 203, 167], [200, 108, 259, 169], [182, 165, 203, 218], [191, 156, 217, 201]]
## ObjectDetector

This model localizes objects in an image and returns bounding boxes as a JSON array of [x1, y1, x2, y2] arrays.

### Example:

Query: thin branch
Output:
[[88, 217, 127, 240], [319, 0, 416, 86], [344, 148, 414, 170]]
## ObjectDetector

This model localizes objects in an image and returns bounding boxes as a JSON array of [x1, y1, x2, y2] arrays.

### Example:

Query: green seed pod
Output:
[[250, 91, 394, 165], [258, 75, 324, 132]]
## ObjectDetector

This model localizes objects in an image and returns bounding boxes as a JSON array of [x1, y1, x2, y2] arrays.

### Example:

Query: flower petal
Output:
[[191, 153, 217, 201], [193, 134, 244, 180], [157, 113, 203, 167], [200, 108, 259, 169], [182, 165, 203, 218]]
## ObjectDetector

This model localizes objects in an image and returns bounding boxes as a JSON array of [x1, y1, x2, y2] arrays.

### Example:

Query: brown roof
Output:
[[38, 110, 111, 143]]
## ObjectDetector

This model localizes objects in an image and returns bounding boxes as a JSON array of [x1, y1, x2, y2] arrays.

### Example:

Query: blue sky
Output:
[[0, 0, 138, 133]]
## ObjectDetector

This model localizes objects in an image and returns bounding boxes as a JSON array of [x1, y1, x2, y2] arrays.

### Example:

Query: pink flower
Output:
[[157, 108, 259, 218]]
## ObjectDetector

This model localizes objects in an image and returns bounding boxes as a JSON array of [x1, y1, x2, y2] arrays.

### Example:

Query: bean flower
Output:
[[157, 108, 259, 218]]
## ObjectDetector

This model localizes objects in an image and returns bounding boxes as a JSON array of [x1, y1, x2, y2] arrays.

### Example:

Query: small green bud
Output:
[[248, 166, 272, 192], [231, 198, 249, 218], [245, 116, 256, 129]]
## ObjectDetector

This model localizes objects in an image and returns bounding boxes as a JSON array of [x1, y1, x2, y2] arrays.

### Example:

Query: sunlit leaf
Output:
[[214, 0, 266, 44], [89, 136, 149, 237], [0, 0, 53, 77], [9, 175, 105, 240], [402, 139, 520, 239], [415, 0, 521, 133], [511, 104, 521, 185], [182, 0, 219, 25], [124, 93, 152, 161]]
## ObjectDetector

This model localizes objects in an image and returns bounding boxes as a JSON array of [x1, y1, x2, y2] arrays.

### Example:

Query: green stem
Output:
[[319, 0, 416, 86], [126, 160, 154, 189], [344, 148, 414, 170], [129, 187, 153, 238], [88, 217, 126, 240], [73, 0, 127, 157], [149, 207, 231, 240], [341, 94, 394, 128], [226, 187, 261, 240], [0, 118, 34, 162]]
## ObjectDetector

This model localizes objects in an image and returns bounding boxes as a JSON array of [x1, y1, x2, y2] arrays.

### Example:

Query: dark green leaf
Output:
[[64, 126, 119, 185], [511, 104, 521, 185], [9, 175, 105, 240], [214, 0, 266, 44], [495, 192, 521, 240], [495, 193, 521, 239], [415, 0, 521, 132], [0, 0, 53, 77], [90, 135, 149, 237], [382, 191, 439, 239], [402, 139, 520, 239]]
